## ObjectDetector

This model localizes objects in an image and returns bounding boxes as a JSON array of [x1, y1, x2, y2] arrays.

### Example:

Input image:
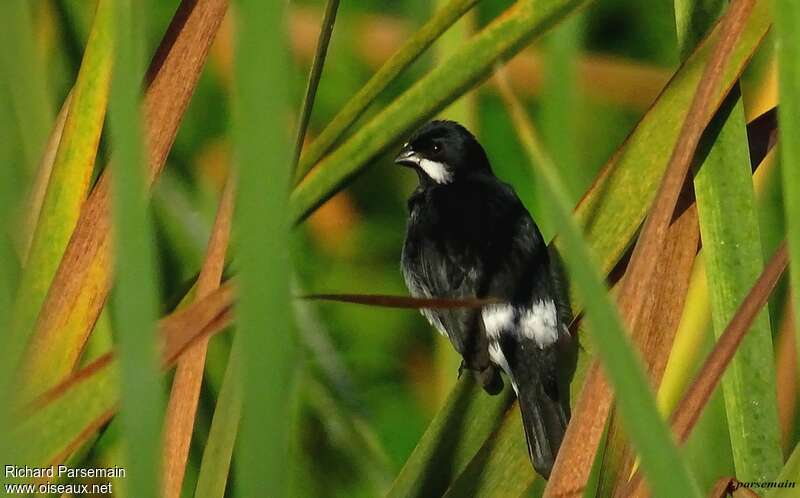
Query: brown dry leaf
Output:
[[161, 175, 236, 498], [598, 190, 700, 497], [625, 242, 789, 498], [21, 0, 230, 399]]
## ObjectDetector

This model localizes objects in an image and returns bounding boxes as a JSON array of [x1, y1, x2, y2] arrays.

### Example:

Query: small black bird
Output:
[[396, 120, 577, 478]]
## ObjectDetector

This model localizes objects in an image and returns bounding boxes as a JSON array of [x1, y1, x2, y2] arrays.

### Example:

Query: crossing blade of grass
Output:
[[625, 241, 789, 497], [675, 0, 781, 484], [766, 442, 800, 498], [290, 0, 590, 222], [775, 0, 800, 399], [12, 0, 112, 361], [194, 338, 242, 498], [12, 282, 235, 471], [19, 93, 71, 261], [20, 0, 229, 399], [108, 2, 164, 497], [290, 0, 339, 174], [162, 176, 235, 498], [503, 68, 702, 498], [231, 1, 294, 497], [389, 4, 770, 494], [293, 0, 481, 183]]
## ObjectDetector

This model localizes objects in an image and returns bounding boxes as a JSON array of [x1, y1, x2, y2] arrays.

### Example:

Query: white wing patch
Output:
[[482, 300, 559, 348], [418, 159, 453, 184], [488, 341, 517, 394]]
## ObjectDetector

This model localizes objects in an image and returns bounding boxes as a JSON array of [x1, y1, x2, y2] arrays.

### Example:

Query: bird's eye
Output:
[[432, 143, 441, 153]]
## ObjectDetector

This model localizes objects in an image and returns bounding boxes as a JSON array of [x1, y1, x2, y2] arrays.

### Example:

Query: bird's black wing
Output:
[[401, 184, 491, 371]]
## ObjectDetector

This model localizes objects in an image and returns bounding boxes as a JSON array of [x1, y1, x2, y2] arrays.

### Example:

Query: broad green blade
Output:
[[775, 0, 800, 419], [108, 2, 164, 498], [231, 1, 296, 497]]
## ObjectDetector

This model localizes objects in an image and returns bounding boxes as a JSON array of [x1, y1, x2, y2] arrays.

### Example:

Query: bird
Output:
[[396, 120, 577, 479]]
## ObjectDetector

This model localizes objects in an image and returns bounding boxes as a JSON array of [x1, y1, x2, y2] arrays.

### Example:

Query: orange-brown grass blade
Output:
[[625, 241, 789, 497], [597, 193, 700, 497], [544, 0, 755, 495], [20, 0, 229, 399], [161, 176, 235, 498], [301, 293, 503, 309], [15, 282, 235, 470]]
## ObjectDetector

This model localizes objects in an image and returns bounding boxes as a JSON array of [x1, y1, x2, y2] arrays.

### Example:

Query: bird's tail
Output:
[[515, 374, 569, 479]]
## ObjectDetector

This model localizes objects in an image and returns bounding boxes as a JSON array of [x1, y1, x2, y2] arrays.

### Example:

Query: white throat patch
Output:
[[418, 158, 453, 184]]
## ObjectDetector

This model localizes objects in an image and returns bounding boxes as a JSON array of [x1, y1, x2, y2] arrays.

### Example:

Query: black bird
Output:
[[396, 120, 577, 478]]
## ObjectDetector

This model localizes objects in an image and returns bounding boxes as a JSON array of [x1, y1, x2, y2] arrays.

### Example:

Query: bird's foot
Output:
[[474, 366, 504, 395]]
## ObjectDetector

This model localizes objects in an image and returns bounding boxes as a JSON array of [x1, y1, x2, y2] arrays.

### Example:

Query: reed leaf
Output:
[[775, 0, 800, 404], [108, 1, 163, 496], [12, 0, 112, 361], [194, 340, 242, 498], [231, 0, 294, 496], [162, 176, 235, 498], [291, 0, 340, 174]]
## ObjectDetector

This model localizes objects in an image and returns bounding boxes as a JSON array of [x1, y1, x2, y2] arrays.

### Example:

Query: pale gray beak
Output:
[[394, 147, 420, 167]]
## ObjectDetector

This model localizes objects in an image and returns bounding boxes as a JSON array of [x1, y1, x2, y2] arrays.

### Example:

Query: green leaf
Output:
[[195, 341, 242, 498], [231, 0, 295, 497], [293, 0, 481, 182], [387, 379, 514, 498], [766, 441, 800, 498], [676, 0, 781, 482], [775, 0, 800, 427], [108, 1, 164, 497], [291, 0, 340, 174], [12, 0, 112, 373], [289, 0, 589, 223]]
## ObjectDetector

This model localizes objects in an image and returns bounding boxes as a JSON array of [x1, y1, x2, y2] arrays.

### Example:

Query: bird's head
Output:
[[394, 120, 492, 185]]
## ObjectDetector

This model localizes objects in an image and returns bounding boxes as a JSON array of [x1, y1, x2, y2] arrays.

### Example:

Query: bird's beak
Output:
[[394, 147, 420, 167]]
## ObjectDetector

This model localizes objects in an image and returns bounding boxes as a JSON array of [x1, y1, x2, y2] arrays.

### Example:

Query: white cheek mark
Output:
[[418, 158, 453, 184], [481, 300, 559, 348]]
